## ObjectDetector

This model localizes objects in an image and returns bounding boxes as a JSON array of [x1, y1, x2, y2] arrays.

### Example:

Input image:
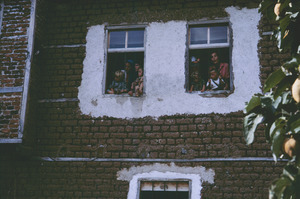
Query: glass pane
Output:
[[165, 182, 176, 191], [141, 182, 153, 191], [177, 182, 189, 191], [190, 27, 207, 45], [153, 182, 164, 191], [109, 31, 126, 48], [210, 26, 228, 44], [128, 30, 144, 48]]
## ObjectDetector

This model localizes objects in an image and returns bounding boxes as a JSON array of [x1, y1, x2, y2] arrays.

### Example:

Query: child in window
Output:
[[190, 56, 200, 74], [128, 67, 144, 97], [189, 71, 205, 92], [206, 69, 227, 91], [210, 51, 230, 89], [107, 70, 127, 94]]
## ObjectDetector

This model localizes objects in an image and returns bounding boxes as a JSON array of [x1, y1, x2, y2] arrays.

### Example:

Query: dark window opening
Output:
[[105, 28, 145, 96], [139, 181, 190, 199], [188, 24, 231, 93], [105, 52, 144, 93]]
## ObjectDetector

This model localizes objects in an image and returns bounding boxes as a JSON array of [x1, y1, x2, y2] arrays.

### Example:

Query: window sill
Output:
[[103, 93, 146, 98], [189, 90, 233, 98]]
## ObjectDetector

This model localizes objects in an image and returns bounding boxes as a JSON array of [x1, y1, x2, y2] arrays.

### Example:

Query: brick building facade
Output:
[[0, 0, 290, 198]]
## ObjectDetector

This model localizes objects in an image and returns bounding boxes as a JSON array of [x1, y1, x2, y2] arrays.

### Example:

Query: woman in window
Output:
[[122, 60, 136, 91], [210, 51, 230, 90]]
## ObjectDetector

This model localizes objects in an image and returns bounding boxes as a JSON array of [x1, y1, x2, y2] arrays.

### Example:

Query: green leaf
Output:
[[265, 123, 272, 142], [271, 127, 285, 161], [269, 117, 286, 139], [279, 14, 291, 33], [282, 58, 299, 71], [260, 94, 274, 108], [283, 164, 298, 181], [290, 118, 300, 134], [281, 30, 294, 52], [259, 0, 276, 20], [244, 95, 261, 114], [270, 176, 292, 199], [282, 91, 293, 105], [290, 12, 299, 20], [264, 69, 287, 92], [272, 95, 282, 109], [274, 29, 283, 51], [274, 80, 290, 99], [244, 113, 264, 145]]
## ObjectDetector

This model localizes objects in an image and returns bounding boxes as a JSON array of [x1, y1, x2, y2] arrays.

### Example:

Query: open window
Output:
[[105, 26, 145, 96], [187, 22, 231, 94], [139, 180, 190, 199]]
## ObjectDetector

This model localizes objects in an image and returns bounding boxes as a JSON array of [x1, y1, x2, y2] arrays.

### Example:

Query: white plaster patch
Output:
[[78, 7, 261, 118], [117, 163, 215, 199], [225, 6, 262, 96]]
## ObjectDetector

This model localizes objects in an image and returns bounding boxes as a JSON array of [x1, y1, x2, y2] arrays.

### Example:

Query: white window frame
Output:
[[187, 19, 233, 94], [126, 172, 203, 199], [103, 25, 147, 95]]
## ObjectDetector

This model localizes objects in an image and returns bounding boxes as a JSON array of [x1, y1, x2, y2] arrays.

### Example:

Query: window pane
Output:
[[109, 31, 126, 48], [177, 182, 189, 191], [128, 30, 144, 48], [141, 182, 153, 191], [153, 182, 164, 191], [190, 27, 207, 44], [210, 26, 227, 44]]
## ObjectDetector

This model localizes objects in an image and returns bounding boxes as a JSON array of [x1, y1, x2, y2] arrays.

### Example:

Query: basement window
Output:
[[105, 26, 145, 96], [187, 22, 232, 95], [139, 181, 190, 199]]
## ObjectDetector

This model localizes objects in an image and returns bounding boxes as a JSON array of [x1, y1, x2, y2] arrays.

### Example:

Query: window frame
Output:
[[103, 24, 147, 96], [186, 19, 233, 95], [138, 179, 191, 199]]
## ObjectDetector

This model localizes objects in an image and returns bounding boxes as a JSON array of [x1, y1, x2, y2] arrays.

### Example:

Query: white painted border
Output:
[[117, 163, 215, 199], [19, 0, 37, 139], [78, 7, 261, 119], [129, 172, 200, 199], [0, 139, 22, 143], [35, 157, 288, 162], [0, 87, 23, 93]]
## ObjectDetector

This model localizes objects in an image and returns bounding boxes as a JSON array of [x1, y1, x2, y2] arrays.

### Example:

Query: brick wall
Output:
[[0, 0, 32, 140], [0, 0, 291, 198], [0, 93, 21, 138], [0, 0, 31, 87], [0, 153, 286, 198]]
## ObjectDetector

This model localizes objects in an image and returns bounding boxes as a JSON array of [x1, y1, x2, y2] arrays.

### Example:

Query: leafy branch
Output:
[[243, 0, 300, 198]]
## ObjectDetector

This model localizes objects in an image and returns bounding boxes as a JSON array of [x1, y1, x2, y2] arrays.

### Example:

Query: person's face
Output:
[[115, 76, 121, 82], [211, 52, 219, 64], [125, 62, 131, 72], [210, 71, 218, 80], [135, 64, 140, 71], [138, 68, 143, 77]]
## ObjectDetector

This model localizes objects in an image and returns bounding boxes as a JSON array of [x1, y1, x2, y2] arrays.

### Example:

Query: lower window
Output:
[[139, 181, 190, 199]]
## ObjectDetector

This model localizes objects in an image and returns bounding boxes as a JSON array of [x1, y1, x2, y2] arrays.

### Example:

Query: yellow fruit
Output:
[[283, 138, 299, 158], [292, 78, 300, 103], [274, 3, 281, 16]]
